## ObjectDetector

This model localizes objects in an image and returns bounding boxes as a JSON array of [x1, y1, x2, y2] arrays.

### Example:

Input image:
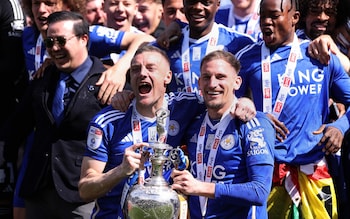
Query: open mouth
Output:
[[51, 53, 68, 65], [189, 13, 205, 22], [136, 22, 148, 30], [205, 90, 222, 98], [115, 16, 126, 22], [54, 54, 66, 60], [207, 91, 220, 95], [36, 16, 48, 26], [262, 28, 274, 44], [38, 16, 47, 22], [262, 28, 273, 36], [139, 82, 152, 94], [313, 23, 327, 31]]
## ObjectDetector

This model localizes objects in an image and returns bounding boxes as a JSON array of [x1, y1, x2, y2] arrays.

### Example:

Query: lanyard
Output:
[[196, 102, 235, 217], [181, 23, 219, 92], [130, 99, 169, 144], [120, 98, 169, 208], [261, 34, 300, 118]]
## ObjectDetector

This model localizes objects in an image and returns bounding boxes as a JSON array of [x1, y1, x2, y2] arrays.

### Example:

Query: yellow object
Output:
[[178, 193, 188, 219]]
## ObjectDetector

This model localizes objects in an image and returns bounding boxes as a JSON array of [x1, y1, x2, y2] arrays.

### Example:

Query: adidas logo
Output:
[[170, 51, 181, 59], [27, 47, 35, 55], [121, 133, 133, 143]]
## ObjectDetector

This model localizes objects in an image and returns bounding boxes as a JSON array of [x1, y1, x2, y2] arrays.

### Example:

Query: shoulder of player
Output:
[[91, 105, 128, 128], [167, 92, 201, 104], [241, 112, 274, 130], [217, 23, 252, 40], [23, 26, 39, 45], [236, 41, 262, 61]]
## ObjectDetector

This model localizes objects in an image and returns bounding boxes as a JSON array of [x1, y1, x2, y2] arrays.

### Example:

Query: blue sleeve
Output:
[[329, 54, 350, 105], [214, 164, 273, 206], [214, 113, 275, 206], [88, 25, 125, 58], [326, 107, 350, 135], [325, 54, 350, 134]]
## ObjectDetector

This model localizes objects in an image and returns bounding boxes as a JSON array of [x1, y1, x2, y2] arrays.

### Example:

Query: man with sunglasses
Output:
[[1, 11, 110, 218], [21, 0, 154, 105], [11, 1, 153, 216]]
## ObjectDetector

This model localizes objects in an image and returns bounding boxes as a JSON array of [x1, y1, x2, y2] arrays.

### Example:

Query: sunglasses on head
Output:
[[44, 35, 77, 49]]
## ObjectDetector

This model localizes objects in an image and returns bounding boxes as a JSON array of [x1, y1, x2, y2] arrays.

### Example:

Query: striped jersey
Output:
[[185, 111, 275, 219], [153, 22, 254, 94], [84, 92, 204, 218], [236, 39, 350, 165]]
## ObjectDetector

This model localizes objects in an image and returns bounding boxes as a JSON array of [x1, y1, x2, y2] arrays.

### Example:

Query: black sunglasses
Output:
[[44, 35, 77, 49]]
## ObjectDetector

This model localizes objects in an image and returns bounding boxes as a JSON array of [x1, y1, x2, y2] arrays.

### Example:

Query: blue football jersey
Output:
[[153, 22, 254, 94], [215, 5, 261, 40], [84, 92, 205, 218], [185, 112, 275, 219], [236, 40, 350, 165], [22, 27, 45, 79]]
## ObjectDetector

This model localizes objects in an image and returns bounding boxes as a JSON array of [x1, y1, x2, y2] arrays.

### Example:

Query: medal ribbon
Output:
[[181, 23, 219, 92], [196, 101, 236, 217], [261, 33, 300, 118]]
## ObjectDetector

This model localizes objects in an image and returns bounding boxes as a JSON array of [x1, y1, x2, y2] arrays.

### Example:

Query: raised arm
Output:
[[308, 34, 350, 74], [96, 32, 155, 105]]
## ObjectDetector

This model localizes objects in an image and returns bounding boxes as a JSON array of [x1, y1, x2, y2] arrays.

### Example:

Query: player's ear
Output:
[[164, 70, 172, 85], [292, 11, 300, 27], [233, 75, 242, 91]]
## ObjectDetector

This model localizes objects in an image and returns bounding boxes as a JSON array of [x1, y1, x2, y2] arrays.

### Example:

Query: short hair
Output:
[[22, 0, 86, 22], [132, 44, 170, 66], [200, 50, 241, 73], [260, 0, 299, 13], [47, 11, 89, 38]]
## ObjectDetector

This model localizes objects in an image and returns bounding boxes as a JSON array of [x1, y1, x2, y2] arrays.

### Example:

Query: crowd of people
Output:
[[1, 0, 350, 218]]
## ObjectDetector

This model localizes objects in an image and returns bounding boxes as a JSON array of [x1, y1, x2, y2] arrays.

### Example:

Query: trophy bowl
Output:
[[124, 142, 180, 219]]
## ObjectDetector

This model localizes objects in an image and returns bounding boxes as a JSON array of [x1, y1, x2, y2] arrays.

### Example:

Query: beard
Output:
[[205, 102, 224, 110]]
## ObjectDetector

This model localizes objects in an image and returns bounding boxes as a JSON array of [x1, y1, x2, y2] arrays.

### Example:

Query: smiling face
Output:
[[184, 0, 220, 38], [129, 50, 172, 117], [46, 20, 89, 73], [133, 0, 163, 34], [31, 0, 67, 36], [199, 54, 242, 120], [304, 0, 337, 39], [259, 0, 299, 50], [105, 0, 138, 31]]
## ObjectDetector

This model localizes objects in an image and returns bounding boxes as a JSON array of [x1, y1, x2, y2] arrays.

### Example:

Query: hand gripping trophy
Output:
[[124, 108, 184, 219]]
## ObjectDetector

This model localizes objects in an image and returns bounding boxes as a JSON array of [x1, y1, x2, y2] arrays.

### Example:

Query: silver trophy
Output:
[[124, 108, 180, 219]]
